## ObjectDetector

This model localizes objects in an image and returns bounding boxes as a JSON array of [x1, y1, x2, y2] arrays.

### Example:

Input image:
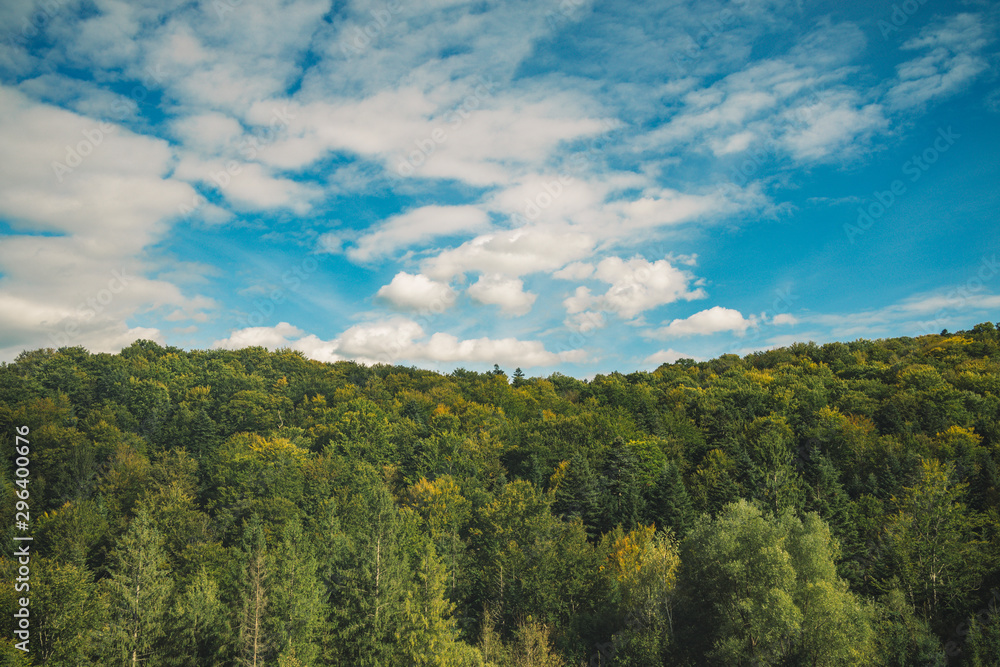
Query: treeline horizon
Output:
[[2, 323, 1000, 665]]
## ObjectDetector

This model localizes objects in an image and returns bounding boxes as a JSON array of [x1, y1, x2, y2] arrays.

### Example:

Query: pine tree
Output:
[[238, 516, 272, 667], [104, 507, 172, 666], [643, 460, 694, 537], [965, 610, 1000, 667], [331, 477, 411, 666], [395, 540, 471, 666], [164, 566, 229, 667], [270, 519, 324, 665], [599, 438, 643, 533], [552, 451, 600, 535], [802, 446, 852, 539]]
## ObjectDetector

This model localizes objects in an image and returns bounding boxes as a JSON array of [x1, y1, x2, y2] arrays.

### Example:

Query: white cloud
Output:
[[0, 86, 215, 360], [211, 318, 585, 368], [772, 313, 799, 325], [651, 306, 757, 338], [423, 227, 596, 280], [644, 349, 697, 366], [780, 90, 887, 161], [467, 274, 537, 316], [801, 286, 1000, 339], [247, 85, 611, 187], [211, 321, 305, 350], [887, 13, 991, 111], [645, 51, 890, 164], [553, 262, 595, 280], [172, 156, 320, 213], [563, 256, 706, 320], [171, 112, 244, 156], [344, 205, 491, 263], [376, 272, 456, 312], [564, 310, 606, 333]]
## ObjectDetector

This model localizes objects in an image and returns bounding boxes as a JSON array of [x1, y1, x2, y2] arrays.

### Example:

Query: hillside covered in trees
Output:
[[3, 324, 1000, 665]]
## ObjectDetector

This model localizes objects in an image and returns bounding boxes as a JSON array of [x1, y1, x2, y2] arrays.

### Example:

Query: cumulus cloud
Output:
[[344, 205, 491, 263], [210, 321, 305, 350], [0, 86, 215, 360], [563, 256, 706, 320], [211, 319, 585, 368], [376, 272, 456, 311], [650, 306, 758, 338], [467, 274, 537, 316], [644, 349, 697, 366], [772, 313, 799, 325], [423, 227, 596, 280], [553, 262, 595, 280]]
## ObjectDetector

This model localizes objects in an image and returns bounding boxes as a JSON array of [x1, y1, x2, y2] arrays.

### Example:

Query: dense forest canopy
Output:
[[2, 323, 1000, 665]]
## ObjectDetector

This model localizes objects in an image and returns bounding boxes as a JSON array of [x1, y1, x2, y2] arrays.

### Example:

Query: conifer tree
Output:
[[395, 540, 477, 666], [104, 507, 172, 666], [643, 460, 694, 537], [552, 451, 599, 535], [270, 518, 324, 665], [238, 515, 272, 667]]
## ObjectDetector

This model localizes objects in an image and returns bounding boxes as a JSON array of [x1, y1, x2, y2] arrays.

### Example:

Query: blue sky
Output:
[[1, 0, 998, 376]]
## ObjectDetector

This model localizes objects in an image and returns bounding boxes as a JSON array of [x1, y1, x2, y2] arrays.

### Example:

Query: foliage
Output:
[[1, 324, 998, 664]]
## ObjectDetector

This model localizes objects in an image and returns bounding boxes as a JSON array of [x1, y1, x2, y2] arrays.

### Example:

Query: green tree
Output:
[[103, 507, 173, 666], [964, 609, 1000, 667], [237, 515, 273, 667], [270, 518, 324, 665], [870, 588, 946, 666], [395, 540, 483, 666], [550, 452, 600, 535], [32, 557, 108, 665], [674, 500, 873, 666], [643, 460, 694, 537], [164, 566, 230, 667], [330, 473, 412, 666], [883, 459, 987, 625]]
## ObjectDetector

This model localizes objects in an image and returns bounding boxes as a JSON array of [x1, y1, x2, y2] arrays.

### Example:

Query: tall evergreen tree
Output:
[[395, 540, 481, 666], [237, 515, 272, 667], [551, 451, 600, 535], [643, 459, 694, 537], [270, 518, 324, 665], [599, 438, 643, 533], [331, 475, 412, 666], [104, 507, 172, 666], [164, 566, 230, 667]]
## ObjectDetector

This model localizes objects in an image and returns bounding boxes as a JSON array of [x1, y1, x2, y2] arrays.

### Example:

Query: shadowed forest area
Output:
[[2, 323, 1000, 665]]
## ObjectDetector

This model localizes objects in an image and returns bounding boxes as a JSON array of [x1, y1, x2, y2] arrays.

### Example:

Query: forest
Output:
[[2, 323, 1000, 666]]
